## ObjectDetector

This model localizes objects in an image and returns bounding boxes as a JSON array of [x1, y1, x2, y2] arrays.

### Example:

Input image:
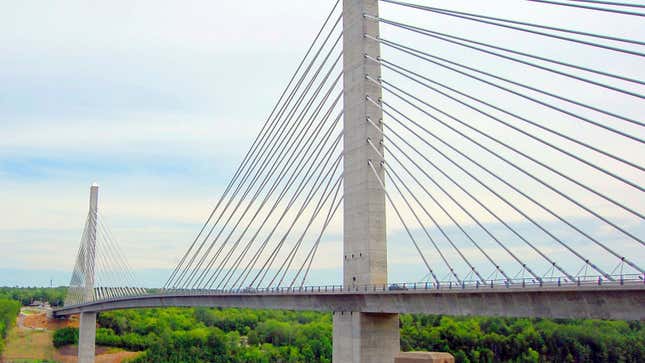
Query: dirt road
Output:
[[1, 307, 139, 363]]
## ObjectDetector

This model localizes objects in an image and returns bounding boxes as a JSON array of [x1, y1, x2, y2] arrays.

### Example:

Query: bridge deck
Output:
[[55, 283, 645, 321]]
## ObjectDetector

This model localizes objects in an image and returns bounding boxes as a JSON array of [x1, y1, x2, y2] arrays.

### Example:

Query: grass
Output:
[[2, 314, 140, 363], [20, 309, 41, 316], [104, 347, 126, 354], [2, 327, 56, 361]]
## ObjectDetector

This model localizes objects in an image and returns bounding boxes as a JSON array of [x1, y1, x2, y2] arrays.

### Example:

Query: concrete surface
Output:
[[54, 285, 645, 321], [339, 0, 398, 361], [78, 185, 99, 363], [339, 0, 400, 361], [333, 312, 399, 363], [78, 311, 96, 363], [395, 352, 455, 363]]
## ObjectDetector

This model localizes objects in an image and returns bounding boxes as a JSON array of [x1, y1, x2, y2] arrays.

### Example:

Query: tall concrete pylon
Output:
[[78, 184, 99, 363], [333, 1, 400, 362]]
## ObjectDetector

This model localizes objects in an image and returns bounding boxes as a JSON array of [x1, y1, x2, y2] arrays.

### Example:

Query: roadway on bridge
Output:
[[55, 283, 645, 321]]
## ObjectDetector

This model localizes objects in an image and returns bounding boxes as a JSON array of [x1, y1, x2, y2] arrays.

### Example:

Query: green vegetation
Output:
[[0, 287, 67, 307], [0, 298, 21, 355], [52, 327, 78, 348], [4, 287, 637, 362], [97, 308, 332, 362], [3, 327, 57, 362], [49, 307, 644, 362], [401, 315, 644, 362], [0, 287, 640, 362]]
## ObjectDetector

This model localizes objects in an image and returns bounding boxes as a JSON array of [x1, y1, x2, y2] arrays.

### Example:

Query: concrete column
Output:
[[78, 311, 97, 363], [79, 184, 99, 363], [85, 184, 99, 302], [334, 1, 400, 362], [343, 0, 385, 290], [333, 312, 400, 363]]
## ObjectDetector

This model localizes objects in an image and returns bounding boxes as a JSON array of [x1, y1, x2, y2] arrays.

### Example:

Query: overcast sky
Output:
[[1, 0, 643, 287]]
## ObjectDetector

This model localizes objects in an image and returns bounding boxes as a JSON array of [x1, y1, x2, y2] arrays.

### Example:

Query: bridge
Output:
[[54, 1, 644, 362]]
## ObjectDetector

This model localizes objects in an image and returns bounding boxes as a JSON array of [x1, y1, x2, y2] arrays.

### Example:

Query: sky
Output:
[[0, 0, 336, 286], [1, 0, 643, 287]]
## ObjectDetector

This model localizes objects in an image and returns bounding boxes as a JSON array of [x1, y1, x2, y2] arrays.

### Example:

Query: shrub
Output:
[[53, 327, 78, 348]]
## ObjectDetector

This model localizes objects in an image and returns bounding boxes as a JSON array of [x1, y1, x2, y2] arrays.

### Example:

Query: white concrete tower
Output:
[[78, 183, 99, 363], [84, 183, 99, 301], [333, 1, 400, 362]]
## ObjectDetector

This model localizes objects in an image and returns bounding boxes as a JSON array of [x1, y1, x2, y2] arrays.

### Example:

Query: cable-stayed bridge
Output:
[[53, 1, 644, 362]]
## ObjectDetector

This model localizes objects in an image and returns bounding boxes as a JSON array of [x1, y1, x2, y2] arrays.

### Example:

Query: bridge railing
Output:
[[64, 273, 643, 307], [157, 273, 643, 296]]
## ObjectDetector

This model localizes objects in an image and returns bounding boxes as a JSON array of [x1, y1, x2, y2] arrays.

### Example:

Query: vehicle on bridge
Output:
[[388, 283, 408, 291]]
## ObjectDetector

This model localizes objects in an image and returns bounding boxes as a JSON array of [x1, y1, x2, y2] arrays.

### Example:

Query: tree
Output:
[[53, 327, 78, 348]]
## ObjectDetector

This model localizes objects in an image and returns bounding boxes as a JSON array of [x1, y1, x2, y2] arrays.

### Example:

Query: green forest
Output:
[[51, 307, 644, 363], [0, 287, 642, 362], [0, 287, 67, 307], [0, 298, 21, 355], [0, 287, 65, 358]]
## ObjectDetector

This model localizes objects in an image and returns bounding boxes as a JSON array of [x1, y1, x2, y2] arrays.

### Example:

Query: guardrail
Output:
[[63, 273, 644, 307], [161, 273, 644, 295]]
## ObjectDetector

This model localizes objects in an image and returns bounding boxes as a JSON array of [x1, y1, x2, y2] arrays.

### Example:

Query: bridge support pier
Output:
[[78, 312, 97, 363], [78, 184, 99, 363], [333, 312, 400, 363], [335, 0, 398, 362]]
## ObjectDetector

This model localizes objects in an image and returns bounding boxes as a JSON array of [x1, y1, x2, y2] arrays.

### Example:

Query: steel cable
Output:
[[169, 19, 343, 289], [195, 72, 344, 290], [368, 160, 440, 284], [370, 88, 639, 276], [369, 36, 645, 139], [528, 0, 645, 15], [380, 0, 645, 51], [373, 77, 645, 249], [177, 39, 343, 289], [368, 56, 644, 172], [369, 16, 645, 98]]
